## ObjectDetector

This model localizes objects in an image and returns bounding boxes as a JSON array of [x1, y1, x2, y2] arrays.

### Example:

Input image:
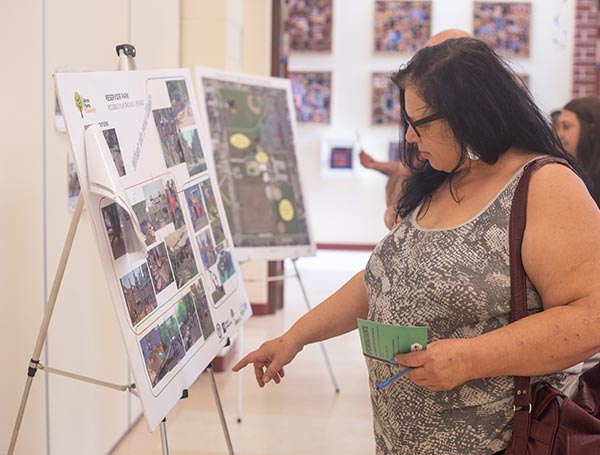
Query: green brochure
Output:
[[357, 318, 428, 363]]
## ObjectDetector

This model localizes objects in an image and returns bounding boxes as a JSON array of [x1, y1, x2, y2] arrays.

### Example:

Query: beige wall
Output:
[[1, 1, 180, 454]]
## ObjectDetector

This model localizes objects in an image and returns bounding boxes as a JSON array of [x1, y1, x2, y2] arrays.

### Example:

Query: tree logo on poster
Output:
[[74, 92, 84, 118]]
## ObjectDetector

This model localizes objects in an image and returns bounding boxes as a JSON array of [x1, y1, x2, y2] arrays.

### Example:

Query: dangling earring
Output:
[[466, 147, 480, 161]]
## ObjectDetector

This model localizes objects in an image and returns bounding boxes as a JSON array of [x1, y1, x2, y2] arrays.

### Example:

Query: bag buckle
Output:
[[513, 404, 532, 413]]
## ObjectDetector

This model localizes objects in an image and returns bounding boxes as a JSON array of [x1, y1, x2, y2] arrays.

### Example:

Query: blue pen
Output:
[[376, 367, 413, 391]]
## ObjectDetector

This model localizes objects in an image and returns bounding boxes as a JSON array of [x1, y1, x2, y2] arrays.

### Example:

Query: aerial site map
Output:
[[196, 69, 315, 261]]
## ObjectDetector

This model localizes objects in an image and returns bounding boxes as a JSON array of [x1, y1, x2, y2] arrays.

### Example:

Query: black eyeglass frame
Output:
[[404, 111, 444, 137], [399, 90, 443, 137]]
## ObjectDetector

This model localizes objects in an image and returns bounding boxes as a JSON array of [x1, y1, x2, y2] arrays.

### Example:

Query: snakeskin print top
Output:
[[364, 165, 571, 455]]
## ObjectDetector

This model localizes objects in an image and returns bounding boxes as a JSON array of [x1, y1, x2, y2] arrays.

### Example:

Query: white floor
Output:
[[111, 250, 376, 455]]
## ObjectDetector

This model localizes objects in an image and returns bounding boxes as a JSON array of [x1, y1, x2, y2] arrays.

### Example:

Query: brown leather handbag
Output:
[[505, 157, 600, 454]]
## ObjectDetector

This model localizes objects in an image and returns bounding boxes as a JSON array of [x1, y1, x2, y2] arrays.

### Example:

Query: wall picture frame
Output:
[[287, 0, 333, 52], [289, 71, 332, 124], [374, 1, 432, 54], [320, 138, 357, 177], [372, 72, 401, 126], [473, 2, 531, 58]]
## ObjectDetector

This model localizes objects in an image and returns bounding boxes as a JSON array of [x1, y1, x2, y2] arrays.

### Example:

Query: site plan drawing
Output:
[[195, 68, 316, 261]]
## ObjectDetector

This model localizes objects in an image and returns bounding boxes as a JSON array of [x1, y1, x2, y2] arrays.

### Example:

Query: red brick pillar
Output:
[[572, 0, 598, 97]]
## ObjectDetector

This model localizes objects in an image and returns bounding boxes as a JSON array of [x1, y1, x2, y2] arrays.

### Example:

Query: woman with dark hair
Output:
[[233, 38, 600, 454], [556, 96, 600, 205]]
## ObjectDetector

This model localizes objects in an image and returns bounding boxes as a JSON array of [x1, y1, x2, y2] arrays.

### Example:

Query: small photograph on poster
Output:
[[156, 315, 186, 379], [140, 327, 166, 387], [147, 242, 175, 294], [175, 294, 203, 351], [164, 227, 198, 289], [190, 279, 215, 338], [320, 138, 356, 177], [374, 1, 432, 53], [196, 229, 217, 269], [120, 263, 158, 326], [141, 180, 172, 234], [208, 270, 226, 305], [184, 184, 209, 232], [101, 202, 140, 260], [178, 129, 207, 176], [153, 107, 185, 168], [372, 72, 400, 125], [166, 79, 195, 129], [102, 128, 127, 177], [473, 2, 531, 58], [216, 247, 236, 284], [289, 71, 332, 124], [132, 200, 157, 246], [165, 179, 185, 229], [200, 179, 219, 221], [287, 0, 333, 52], [210, 217, 226, 246], [67, 155, 80, 213]]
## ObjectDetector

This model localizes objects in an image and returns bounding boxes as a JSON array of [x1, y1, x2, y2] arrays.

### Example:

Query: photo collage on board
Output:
[[97, 77, 231, 390]]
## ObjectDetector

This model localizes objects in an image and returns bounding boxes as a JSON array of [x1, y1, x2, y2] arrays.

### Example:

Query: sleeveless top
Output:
[[364, 163, 573, 455]]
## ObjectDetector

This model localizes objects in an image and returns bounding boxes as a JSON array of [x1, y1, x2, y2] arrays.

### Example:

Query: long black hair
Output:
[[391, 38, 582, 218], [562, 97, 600, 203]]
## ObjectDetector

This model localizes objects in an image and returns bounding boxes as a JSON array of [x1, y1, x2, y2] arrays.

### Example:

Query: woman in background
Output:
[[557, 96, 600, 205]]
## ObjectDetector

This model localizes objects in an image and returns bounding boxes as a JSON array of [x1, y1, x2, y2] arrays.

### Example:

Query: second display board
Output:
[[195, 68, 316, 262]]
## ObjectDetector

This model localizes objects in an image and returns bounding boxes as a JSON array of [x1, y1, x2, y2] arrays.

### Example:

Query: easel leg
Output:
[[207, 365, 235, 455], [236, 326, 243, 423], [160, 418, 170, 455], [8, 195, 84, 455], [291, 259, 340, 393]]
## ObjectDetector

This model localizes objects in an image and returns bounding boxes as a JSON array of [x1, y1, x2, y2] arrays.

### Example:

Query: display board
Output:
[[194, 68, 316, 261], [55, 69, 251, 431]]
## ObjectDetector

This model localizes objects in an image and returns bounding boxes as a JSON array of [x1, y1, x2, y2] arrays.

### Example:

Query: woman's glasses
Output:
[[404, 111, 443, 137]]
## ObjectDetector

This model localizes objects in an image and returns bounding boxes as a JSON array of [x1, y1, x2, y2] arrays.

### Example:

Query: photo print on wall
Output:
[[372, 72, 401, 126], [473, 2, 531, 58], [320, 138, 357, 177], [289, 71, 332, 124], [287, 0, 333, 52], [374, 1, 432, 53]]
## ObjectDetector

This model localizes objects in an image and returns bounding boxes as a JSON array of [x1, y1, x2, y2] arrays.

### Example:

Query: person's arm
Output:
[[395, 164, 600, 391], [233, 270, 369, 386], [359, 151, 401, 176]]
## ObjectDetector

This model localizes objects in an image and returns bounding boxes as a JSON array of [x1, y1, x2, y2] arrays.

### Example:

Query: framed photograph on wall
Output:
[[374, 1, 432, 53], [287, 0, 333, 52], [372, 72, 401, 126], [289, 71, 332, 124], [321, 138, 357, 177], [473, 2, 531, 58]]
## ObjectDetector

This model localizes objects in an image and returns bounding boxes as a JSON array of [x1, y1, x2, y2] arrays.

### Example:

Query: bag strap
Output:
[[508, 156, 572, 453]]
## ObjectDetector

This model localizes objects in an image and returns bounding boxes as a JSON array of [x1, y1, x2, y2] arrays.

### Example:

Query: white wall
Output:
[[1, 1, 180, 454], [289, 0, 575, 245]]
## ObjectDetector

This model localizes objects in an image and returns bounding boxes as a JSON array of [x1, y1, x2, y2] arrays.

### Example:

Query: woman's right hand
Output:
[[232, 335, 303, 387]]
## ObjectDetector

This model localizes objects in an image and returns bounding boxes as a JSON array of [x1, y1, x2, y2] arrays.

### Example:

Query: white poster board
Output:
[[194, 68, 316, 262], [55, 69, 251, 431]]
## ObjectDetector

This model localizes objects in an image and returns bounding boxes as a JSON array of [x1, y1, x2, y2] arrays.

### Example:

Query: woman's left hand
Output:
[[393, 339, 475, 391]]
